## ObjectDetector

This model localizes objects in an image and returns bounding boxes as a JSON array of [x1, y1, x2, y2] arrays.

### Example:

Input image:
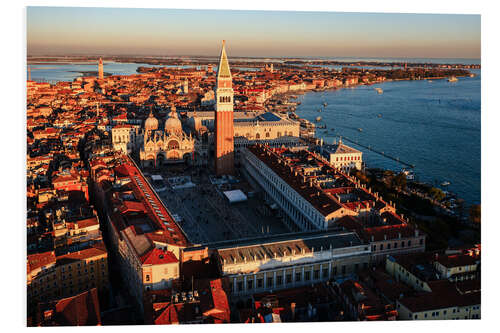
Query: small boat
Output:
[[401, 169, 415, 180], [317, 108, 322, 112], [374, 87, 383, 94], [469, 73, 475, 78], [358, 128, 363, 132], [377, 114, 382, 118], [315, 116, 322, 122], [441, 181, 451, 186], [448, 76, 458, 82], [323, 102, 328, 107], [428, 80, 433, 83]]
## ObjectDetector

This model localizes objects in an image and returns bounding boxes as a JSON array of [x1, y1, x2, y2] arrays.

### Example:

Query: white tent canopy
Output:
[[223, 189, 248, 204], [151, 175, 163, 181]]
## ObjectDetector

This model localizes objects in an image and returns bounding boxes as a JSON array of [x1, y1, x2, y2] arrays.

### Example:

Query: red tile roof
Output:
[[141, 248, 179, 265], [37, 288, 101, 326]]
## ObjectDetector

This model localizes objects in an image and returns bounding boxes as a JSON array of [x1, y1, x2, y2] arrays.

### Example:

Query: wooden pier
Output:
[[340, 136, 415, 169]]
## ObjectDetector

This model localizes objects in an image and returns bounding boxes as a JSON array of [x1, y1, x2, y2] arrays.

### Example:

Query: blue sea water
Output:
[[294, 70, 481, 206]]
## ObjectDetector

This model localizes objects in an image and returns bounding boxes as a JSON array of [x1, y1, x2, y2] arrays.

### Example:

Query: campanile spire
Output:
[[214, 40, 235, 176]]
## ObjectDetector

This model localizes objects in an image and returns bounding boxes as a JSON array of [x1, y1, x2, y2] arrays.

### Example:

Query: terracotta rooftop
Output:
[[36, 288, 101, 326]]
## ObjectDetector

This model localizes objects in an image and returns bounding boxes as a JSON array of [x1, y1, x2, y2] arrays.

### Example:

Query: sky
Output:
[[26, 7, 481, 59]]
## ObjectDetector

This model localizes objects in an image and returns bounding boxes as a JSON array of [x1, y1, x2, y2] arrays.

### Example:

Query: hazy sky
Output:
[[27, 7, 481, 59]]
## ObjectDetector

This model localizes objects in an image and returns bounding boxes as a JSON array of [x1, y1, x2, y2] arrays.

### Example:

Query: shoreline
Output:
[[285, 78, 479, 210]]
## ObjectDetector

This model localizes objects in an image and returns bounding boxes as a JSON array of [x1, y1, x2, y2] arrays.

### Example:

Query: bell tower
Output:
[[214, 40, 234, 176], [98, 57, 104, 80]]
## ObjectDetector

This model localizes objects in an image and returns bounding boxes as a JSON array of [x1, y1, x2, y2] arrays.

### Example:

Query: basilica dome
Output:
[[145, 111, 159, 131], [165, 108, 182, 135]]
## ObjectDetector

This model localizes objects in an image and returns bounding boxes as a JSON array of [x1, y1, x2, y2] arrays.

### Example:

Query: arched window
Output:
[[168, 140, 179, 150], [266, 132, 270, 138], [256, 133, 260, 139], [277, 132, 282, 137]]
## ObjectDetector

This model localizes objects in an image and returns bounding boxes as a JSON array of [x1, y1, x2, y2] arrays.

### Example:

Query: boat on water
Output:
[[315, 116, 322, 122], [317, 108, 322, 112], [358, 128, 363, 132], [448, 76, 458, 82], [374, 87, 383, 94], [441, 181, 451, 186], [401, 169, 415, 180], [377, 114, 382, 118], [323, 102, 328, 107], [469, 73, 476, 78], [317, 124, 326, 129], [428, 80, 433, 83]]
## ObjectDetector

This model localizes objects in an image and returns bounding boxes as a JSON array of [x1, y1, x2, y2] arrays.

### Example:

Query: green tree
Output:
[[469, 204, 481, 224], [429, 187, 445, 202], [393, 172, 407, 190]]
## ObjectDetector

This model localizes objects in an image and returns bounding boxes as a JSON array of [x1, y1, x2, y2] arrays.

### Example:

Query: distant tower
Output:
[[28, 66, 31, 81], [214, 40, 234, 176], [98, 57, 104, 80], [183, 79, 189, 94], [270, 63, 274, 73]]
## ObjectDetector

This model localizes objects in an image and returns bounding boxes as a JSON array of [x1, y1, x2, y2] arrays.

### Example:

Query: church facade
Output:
[[139, 106, 198, 167]]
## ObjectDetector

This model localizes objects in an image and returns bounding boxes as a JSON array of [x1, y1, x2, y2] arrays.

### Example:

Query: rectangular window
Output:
[[267, 276, 273, 287], [394, 243, 398, 248], [257, 278, 263, 288], [314, 270, 320, 280], [276, 276, 283, 286], [304, 271, 311, 281], [237, 281, 243, 292], [322, 268, 329, 278], [247, 279, 253, 290], [295, 272, 301, 282], [286, 274, 292, 284]]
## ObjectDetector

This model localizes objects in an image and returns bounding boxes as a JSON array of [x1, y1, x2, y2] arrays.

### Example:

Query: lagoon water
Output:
[[294, 70, 481, 205], [28, 62, 259, 83], [29, 60, 481, 205]]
